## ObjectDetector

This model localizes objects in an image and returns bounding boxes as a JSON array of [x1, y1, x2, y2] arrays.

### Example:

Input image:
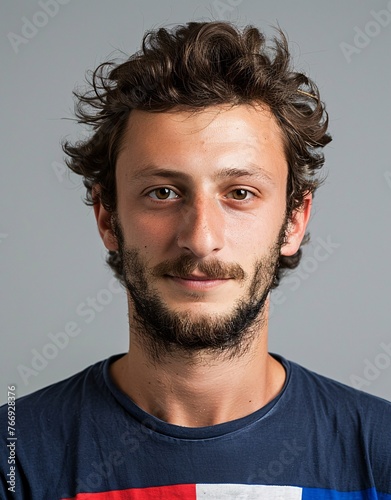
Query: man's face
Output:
[[99, 104, 306, 357]]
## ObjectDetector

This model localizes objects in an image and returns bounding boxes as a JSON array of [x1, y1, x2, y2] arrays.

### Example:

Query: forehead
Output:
[[116, 104, 288, 184]]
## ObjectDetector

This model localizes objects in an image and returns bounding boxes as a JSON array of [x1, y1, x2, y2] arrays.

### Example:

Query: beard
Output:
[[112, 215, 287, 362]]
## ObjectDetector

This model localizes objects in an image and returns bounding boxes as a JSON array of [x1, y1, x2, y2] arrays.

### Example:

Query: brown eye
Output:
[[230, 189, 249, 200], [149, 188, 177, 200]]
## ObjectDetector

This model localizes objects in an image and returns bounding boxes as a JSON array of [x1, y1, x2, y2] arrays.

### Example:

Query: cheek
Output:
[[224, 207, 284, 253], [123, 212, 178, 251]]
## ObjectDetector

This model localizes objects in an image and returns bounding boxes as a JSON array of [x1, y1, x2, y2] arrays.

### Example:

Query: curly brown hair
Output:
[[62, 21, 331, 287]]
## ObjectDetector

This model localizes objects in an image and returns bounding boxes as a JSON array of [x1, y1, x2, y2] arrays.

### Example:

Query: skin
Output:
[[94, 104, 312, 427]]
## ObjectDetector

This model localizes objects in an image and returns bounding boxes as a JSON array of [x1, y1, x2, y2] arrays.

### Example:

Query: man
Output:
[[1, 21, 390, 499]]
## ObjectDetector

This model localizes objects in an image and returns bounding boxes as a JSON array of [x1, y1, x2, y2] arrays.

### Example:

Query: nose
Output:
[[176, 196, 225, 258]]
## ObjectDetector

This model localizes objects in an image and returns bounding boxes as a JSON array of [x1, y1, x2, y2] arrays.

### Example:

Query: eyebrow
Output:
[[213, 166, 275, 185], [131, 164, 276, 186]]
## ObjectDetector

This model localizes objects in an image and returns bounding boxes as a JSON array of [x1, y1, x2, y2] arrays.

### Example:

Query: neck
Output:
[[110, 300, 286, 427]]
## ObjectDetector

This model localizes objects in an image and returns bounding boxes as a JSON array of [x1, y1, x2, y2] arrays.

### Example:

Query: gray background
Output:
[[1, 0, 390, 406]]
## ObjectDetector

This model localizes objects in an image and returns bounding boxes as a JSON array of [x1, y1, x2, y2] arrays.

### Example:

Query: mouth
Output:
[[165, 274, 231, 290]]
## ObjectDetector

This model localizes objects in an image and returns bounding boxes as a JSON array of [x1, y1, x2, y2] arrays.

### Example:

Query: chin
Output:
[[172, 302, 232, 317]]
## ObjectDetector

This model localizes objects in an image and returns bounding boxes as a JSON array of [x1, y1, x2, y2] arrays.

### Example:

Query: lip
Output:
[[166, 275, 231, 290]]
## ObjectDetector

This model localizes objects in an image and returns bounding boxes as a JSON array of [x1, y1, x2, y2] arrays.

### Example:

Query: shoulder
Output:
[[282, 357, 391, 491], [0, 357, 112, 439], [1, 355, 131, 498], [0, 357, 118, 497], [277, 354, 391, 443], [287, 357, 391, 414]]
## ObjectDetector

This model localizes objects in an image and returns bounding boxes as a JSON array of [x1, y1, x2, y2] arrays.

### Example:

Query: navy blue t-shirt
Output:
[[1, 353, 391, 499]]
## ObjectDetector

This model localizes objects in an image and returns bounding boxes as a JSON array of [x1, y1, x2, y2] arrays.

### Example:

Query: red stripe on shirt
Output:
[[63, 483, 197, 499]]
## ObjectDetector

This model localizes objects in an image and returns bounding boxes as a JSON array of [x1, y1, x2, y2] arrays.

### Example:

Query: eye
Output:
[[226, 189, 254, 200], [148, 188, 179, 200]]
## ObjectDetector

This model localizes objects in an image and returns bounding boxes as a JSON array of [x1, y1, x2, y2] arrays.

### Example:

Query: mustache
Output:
[[151, 254, 247, 281]]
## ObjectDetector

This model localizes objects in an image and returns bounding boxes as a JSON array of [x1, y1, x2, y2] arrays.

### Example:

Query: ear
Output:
[[281, 193, 312, 257], [92, 185, 118, 251]]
